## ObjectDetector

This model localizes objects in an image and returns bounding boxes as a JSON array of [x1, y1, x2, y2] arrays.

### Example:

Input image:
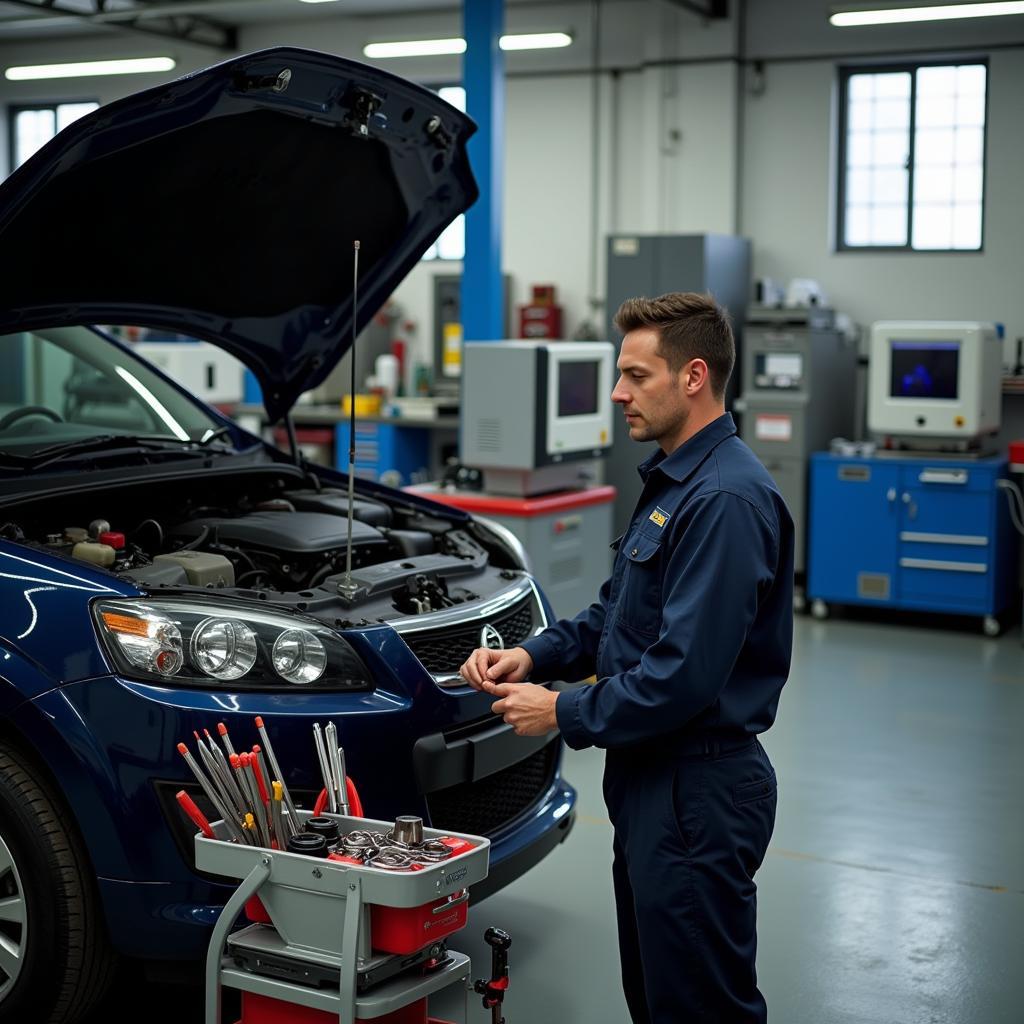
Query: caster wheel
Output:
[[810, 599, 829, 620], [793, 591, 807, 613], [983, 615, 1001, 637]]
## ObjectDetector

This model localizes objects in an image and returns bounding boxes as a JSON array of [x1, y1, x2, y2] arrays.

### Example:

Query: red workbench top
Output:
[[406, 484, 616, 517]]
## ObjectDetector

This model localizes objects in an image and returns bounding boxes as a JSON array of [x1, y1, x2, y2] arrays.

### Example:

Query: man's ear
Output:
[[683, 358, 711, 396]]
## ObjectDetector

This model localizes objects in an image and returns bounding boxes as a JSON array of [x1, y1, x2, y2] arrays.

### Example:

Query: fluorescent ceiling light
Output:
[[499, 32, 573, 51], [831, 2, 1024, 26], [365, 38, 466, 59], [363, 32, 572, 59], [5, 57, 176, 81]]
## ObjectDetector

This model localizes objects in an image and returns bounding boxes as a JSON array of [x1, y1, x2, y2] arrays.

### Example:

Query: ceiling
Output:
[[0, 0, 584, 52]]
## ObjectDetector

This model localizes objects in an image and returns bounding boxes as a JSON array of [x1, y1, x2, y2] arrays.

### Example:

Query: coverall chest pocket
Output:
[[616, 531, 664, 635]]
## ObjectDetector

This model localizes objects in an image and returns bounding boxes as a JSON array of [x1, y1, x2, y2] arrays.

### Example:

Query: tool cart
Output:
[[197, 810, 503, 1024]]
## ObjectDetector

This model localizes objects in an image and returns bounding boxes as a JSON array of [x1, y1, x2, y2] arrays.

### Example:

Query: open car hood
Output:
[[0, 47, 477, 421]]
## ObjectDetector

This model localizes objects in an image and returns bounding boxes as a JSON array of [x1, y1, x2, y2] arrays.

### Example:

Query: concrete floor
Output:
[[92, 614, 1024, 1023]]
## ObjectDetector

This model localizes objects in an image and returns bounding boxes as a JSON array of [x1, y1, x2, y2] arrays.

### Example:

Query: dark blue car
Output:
[[0, 48, 575, 1024]]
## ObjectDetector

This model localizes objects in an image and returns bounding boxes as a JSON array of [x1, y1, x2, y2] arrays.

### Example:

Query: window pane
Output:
[[874, 131, 909, 167], [847, 168, 871, 204], [955, 92, 985, 127], [849, 74, 876, 100], [845, 205, 871, 246], [871, 206, 906, 246], [916, 94, 953, 129], [14, 109, 56, 167], [848, 98, 874, 132], [952, 204, 982, 250], [953, 164, 983, 203], [917, 65, 957, 97], [847, 131, 873, 167], [875, 72, 911, 99], [874, 168, 908, 205], [955, 126, 984, 165], [916, 129, 956, 165], [438, 85, 466, 111], [435, 215, 465, 261], [56, 101, 98, 130], [915, 166, 954, 203], [956, 64, 986, 96], [420, 86, 466, 261], [874, 99, 909, 131], [912, 205, 953, 249]]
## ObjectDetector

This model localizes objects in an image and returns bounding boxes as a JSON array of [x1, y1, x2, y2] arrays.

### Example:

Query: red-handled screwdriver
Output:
[[176, 790, 215, 839]]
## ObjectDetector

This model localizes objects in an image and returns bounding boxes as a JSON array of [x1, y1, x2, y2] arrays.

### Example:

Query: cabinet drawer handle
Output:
[[899, 557, 987, 574], [900, 531, 987, 546], [918, 469, 968, 485]]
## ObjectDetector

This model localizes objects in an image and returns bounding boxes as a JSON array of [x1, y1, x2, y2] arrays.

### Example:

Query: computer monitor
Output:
[[461, 341, 614, 494], [868, 321, 1002, 445]]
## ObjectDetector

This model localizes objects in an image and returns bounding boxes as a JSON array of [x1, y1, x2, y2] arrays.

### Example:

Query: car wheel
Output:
[[0, 743, 118, 1023]]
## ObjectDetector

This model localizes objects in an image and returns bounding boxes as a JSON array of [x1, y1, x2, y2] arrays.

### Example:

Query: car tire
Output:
[[0, 742, 118, 1023]]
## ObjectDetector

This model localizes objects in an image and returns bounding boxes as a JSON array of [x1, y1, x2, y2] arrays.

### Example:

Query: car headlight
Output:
[[92, 598, 372, 691]]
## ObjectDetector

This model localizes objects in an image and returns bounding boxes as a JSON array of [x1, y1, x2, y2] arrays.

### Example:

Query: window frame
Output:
[[835, 57, 989, 254], [7, 99, 100, 174]]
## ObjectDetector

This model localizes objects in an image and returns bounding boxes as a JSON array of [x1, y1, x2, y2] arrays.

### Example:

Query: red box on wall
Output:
[[1010, 439, 1024, 469], [518, 283, 563, 339]]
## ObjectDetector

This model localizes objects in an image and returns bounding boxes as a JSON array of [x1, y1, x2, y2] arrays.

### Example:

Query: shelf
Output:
[[219, 950, 470, 1017]]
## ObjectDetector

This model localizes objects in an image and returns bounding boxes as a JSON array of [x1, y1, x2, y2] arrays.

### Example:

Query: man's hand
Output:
[[484, 681, 559, 737], [459, 646, 533, 690]]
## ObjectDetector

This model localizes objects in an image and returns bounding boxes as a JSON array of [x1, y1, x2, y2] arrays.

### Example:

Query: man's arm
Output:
[[556, 491, 779, 750], [518, 572, 613, 682]]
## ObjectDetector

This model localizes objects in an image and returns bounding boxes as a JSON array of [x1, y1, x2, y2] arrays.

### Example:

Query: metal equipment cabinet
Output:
[[807, 453, 1018, 634], [737, 307, 857, 579]]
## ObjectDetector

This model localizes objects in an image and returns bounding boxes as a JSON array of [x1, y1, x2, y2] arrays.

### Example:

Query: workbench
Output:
[[231, 403, 459, 486]]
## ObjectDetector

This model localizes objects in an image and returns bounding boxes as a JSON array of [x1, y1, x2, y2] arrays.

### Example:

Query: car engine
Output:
[[1, 467, 527, 624]]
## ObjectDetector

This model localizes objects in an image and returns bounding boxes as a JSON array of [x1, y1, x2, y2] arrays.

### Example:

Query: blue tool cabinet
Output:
[[334, 420, 430, 487], [807, 453, 1018, 634]]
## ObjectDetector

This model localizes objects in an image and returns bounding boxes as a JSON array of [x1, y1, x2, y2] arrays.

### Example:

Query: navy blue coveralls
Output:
[[521, 412, 794, 1023]]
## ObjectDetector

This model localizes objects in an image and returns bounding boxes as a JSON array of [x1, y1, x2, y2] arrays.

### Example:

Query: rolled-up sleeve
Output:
[[520, 574, 612, 683], [556, 491, 778, 750]]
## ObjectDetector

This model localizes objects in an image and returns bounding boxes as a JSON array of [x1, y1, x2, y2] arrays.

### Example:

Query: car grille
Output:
[[402, 595, 536, 675], [426, 738, 560, 837]]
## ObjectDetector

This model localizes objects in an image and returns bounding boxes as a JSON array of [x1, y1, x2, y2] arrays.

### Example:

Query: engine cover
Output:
[[170, 511, 387, 555]]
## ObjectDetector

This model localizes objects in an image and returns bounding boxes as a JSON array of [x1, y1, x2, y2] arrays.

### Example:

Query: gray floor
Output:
[[93, 614, 1024, 1023], [435, 614, 1024, 1024]]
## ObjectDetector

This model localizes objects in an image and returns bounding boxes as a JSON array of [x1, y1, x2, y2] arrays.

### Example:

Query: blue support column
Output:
[[462, 0, 504, 342]]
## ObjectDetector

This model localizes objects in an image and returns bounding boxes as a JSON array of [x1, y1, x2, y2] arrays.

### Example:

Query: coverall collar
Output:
[[637, 411, 738, 484]]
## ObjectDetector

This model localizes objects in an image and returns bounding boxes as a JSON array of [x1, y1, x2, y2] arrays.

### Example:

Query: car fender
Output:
[[0, 673, 135, 880]]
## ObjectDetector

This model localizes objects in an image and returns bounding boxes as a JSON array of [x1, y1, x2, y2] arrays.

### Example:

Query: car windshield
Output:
[[0, 325, 227, 454]]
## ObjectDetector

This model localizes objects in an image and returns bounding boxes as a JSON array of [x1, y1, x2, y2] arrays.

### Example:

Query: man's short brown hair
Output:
[[613, 292, 735, 400]]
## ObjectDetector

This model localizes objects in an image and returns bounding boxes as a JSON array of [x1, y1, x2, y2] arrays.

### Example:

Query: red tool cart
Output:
[[197, 810, 500, 1024]]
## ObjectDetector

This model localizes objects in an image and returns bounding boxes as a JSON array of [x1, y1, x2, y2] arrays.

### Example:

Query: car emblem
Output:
[[480, 624, 504, 650]]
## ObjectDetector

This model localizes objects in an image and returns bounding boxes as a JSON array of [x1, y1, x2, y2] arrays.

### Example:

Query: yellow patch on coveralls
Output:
[[648, 507, 669, 528]]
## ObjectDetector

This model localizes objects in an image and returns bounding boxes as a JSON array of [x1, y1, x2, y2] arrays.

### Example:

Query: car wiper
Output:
[[12, 435, 227, 473], [197, 425, 233, 447]]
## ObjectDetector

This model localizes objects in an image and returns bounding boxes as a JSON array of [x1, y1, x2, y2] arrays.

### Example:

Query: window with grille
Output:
[[8, 102, 99, 172], [837, 61, 987, 252]]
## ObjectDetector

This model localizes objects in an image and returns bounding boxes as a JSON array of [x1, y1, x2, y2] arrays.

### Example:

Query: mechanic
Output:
[[459, 291, 794, 1023]]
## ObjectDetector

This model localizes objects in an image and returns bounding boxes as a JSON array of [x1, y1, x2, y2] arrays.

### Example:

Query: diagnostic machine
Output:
[[868, 320, 1002, 450], [461, 340, 615, 496]]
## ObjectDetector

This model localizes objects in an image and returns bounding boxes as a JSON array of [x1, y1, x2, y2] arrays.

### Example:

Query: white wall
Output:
[[740, 0, 1024, 365], [2, 0, 1021, 366]]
